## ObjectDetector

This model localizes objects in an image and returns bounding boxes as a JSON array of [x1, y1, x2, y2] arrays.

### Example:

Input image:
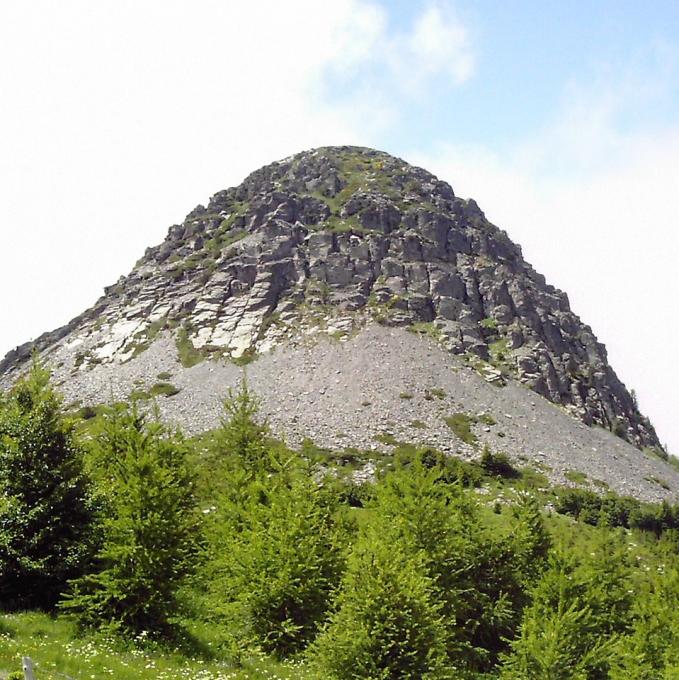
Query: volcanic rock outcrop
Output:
[[0, 146, 658, 453]]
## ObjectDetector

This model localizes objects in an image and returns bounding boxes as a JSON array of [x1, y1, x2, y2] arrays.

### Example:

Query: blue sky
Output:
[[329, 1, 679, 155], [0, 0, 677, 451]]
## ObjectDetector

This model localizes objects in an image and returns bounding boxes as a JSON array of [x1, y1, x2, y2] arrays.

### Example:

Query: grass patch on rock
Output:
[[176, 328, 203, 368], [564, 469, 589, 485], [444, 412, 478, 446]]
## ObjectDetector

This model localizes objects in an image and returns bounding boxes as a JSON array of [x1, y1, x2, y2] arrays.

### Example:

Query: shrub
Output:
[[444, 412, 477, 445], [150, 382, 180, 397], [480, 446, 519, 478], [405, 447, 483, 487], [175, 327, 203, 368], [564, 469, 588, 485]]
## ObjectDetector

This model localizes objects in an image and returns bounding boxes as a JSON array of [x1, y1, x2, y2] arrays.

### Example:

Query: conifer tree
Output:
[[310, 524, 451, 679], [364, 455, 541, 672], [215, 379, 269, 473], [0, 361, 96, 609], [500, 535, 633, 679], [204, 382, 350, 656], [61, 407, 200, 635]]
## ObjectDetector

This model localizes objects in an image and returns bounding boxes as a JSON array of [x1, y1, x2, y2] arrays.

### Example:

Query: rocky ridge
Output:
[[0, 146, 659, 456]]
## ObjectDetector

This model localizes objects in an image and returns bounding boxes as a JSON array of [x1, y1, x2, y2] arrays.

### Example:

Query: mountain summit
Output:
[[1, 146, 669, 498]]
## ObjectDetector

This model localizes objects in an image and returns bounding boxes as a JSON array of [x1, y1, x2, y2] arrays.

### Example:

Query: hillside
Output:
[[0, 145, 670, 500]]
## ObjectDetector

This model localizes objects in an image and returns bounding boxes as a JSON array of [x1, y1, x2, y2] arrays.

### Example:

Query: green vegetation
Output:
[[321, 215, 366, 234], [480, 446, 520, 479], [150, 381, 180, 397], [0, 362, 97, 610], [444, 411, 478, 445], [5, 364, 679, 677], [0, 611, 312, 679], [310, 520, 450, 678], [565, 469, 589, 485], [231, 348, 258, 366], [62, 408, 200, 635], [175, 327, 204, 368], [130, 382, 181, 402], [480, 316, 499, 331], [645, 474, 670, 490], [407, 321, 444, 342], [128, 318, 167, 358], [489, 337, 511, 367], [444, 411, 497, 446], [374, 432, 399, 446]]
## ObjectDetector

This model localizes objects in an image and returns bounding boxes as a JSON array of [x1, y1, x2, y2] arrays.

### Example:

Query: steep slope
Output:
[[0, 146, 668, 497]]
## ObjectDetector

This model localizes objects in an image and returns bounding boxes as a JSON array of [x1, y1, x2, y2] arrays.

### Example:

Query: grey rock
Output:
[[0, 145, 661, 462]]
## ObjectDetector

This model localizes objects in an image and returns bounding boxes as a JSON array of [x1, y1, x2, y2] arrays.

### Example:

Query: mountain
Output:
[[0, 145, 672, 500]]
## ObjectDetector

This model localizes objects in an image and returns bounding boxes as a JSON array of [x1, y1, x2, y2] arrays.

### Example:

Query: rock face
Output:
[[0, 146, 660, 452]]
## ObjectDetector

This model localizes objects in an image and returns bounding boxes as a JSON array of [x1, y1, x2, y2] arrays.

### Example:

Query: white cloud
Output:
[[415, 85, 679, 453], [407, 2, 474, 84], [323, 1, 475, 100]]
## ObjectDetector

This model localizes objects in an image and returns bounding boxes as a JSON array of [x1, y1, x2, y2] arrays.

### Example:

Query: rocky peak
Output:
[[0, 146, 661, 451]]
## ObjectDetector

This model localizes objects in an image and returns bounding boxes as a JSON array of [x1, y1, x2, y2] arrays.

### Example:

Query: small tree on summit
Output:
[[0, 361, 97, 610]]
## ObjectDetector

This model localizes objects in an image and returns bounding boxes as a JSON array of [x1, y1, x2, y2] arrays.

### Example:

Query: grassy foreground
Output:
[[0, 612, 314, 680]]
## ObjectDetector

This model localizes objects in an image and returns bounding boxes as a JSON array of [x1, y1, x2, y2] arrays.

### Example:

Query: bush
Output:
[[480, 446, 519, 479], [553, 487, 679, 539], [150, 382, 180, 397], [0, 362, 97, 609], [399, 447, 484, 487], [61, 407, 201, 635], [444, 412, 477, 445]]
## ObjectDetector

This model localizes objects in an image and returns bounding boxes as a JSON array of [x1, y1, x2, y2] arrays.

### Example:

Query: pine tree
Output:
[[366, 455, 539, 672], [500, 535, 633, 679], [204, 382, 350, 656], [208, 467, 349, 656], [214, 379, 269, 473], [61, 407, 201, 635], [0, 361, 97, 609], [309, 524, 451, 679]]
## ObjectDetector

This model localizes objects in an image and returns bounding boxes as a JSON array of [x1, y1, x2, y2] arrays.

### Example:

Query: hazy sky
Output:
[[1, 1, 677, 451]]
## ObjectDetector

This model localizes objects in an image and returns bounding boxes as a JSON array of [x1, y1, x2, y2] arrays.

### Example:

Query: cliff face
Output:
[[0, 146, 659, 450]]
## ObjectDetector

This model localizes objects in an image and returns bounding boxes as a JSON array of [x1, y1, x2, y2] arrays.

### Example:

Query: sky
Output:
[[0, 1, 677, 451]]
